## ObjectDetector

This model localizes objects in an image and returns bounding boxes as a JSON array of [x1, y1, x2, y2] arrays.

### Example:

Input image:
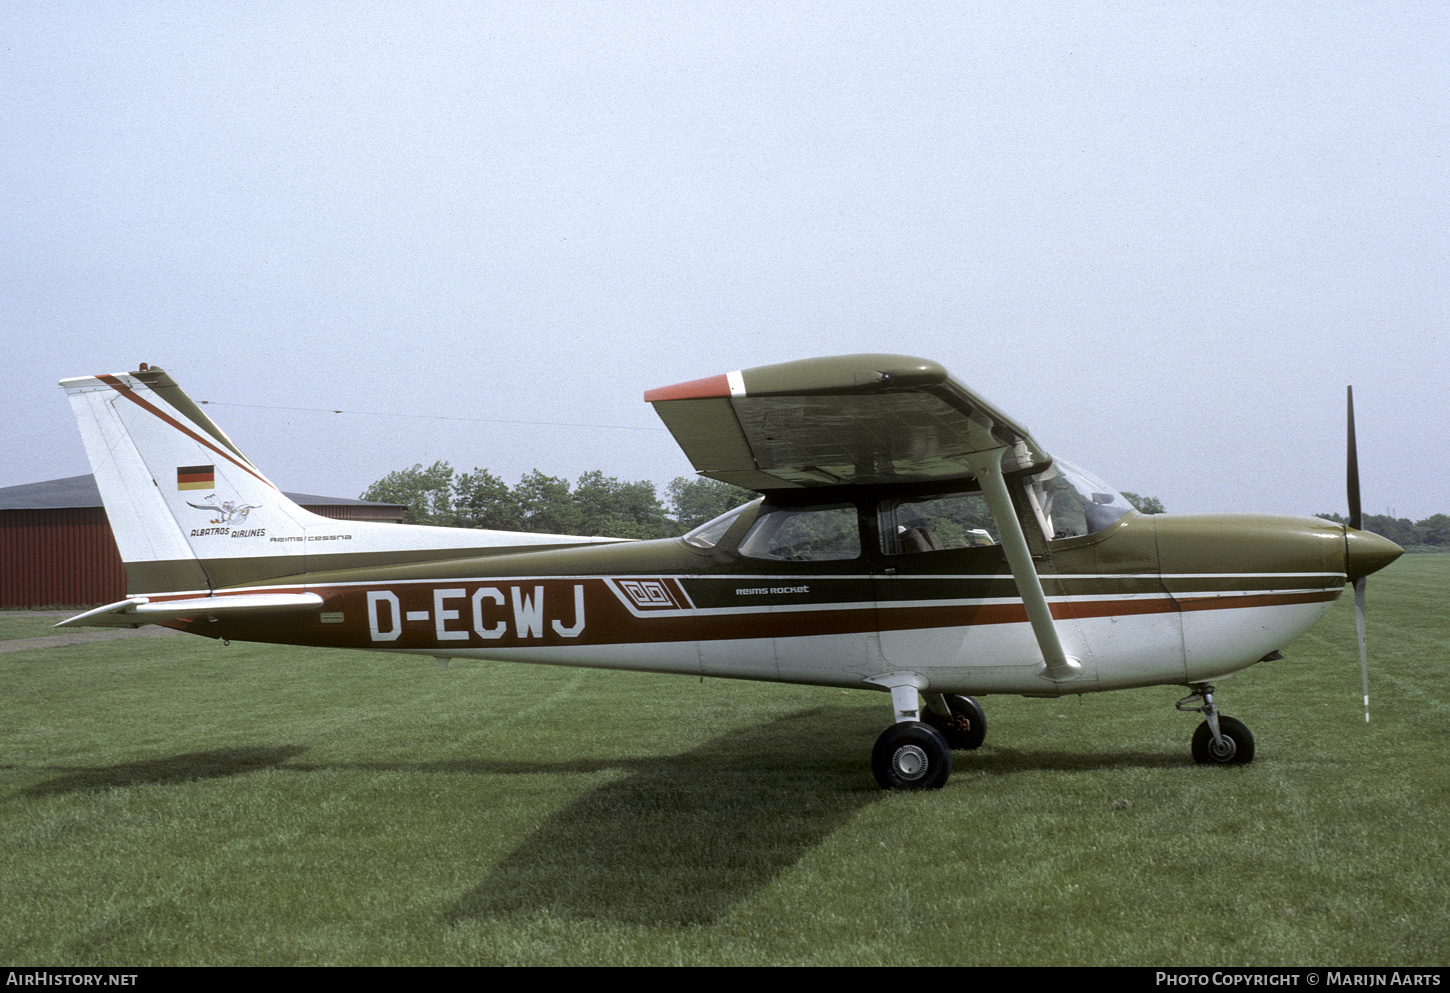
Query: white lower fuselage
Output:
[[164, 555, 1346, 699]]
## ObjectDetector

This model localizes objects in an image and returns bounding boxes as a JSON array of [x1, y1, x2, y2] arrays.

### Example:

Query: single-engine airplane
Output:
[[57, 356, 1403, 789]]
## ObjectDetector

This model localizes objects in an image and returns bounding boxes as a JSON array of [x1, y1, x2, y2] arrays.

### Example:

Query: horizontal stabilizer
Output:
[[57, 593, 324, 629]]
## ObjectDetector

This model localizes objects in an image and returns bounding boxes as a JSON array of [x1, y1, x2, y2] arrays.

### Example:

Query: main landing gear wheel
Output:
[[872, 722, 952, 790], [1191, 715, 1255, 765], [921, 695, 986, 750]]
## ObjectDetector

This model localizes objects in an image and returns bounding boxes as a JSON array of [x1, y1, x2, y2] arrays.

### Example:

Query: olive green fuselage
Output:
[[163, 505, 1360, 699]]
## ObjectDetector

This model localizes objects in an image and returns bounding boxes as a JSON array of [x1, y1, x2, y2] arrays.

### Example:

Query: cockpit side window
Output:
[[738, 503, 861, 561], [879, 491, 999, 555]]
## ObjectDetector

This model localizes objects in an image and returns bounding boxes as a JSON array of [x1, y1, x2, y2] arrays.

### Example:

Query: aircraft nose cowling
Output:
[[1345, 528, 1403, 581]]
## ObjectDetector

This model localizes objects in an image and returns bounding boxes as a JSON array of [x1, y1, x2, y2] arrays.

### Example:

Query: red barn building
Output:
[[0, 475, 404, 608]]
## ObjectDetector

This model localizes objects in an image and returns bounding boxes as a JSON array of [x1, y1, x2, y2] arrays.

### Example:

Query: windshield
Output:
[[1029, 459, 1135, 539]]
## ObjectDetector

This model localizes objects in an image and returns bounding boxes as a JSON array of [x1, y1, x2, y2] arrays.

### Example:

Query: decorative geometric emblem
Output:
[[618, 580, 676, 609]]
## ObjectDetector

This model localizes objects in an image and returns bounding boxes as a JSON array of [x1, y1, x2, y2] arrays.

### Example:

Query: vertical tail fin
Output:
[[62, 366, 613, 597], [62, 367, 320, 594]]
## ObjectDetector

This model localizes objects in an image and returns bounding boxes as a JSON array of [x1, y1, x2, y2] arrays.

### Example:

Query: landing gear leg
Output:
[[1177, 683, 1256, 765], [867, 677, 953, 790]]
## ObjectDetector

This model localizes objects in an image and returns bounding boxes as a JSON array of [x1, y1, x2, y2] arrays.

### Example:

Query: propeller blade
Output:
[[1347, 386, 1372, 722], [1354, 576, 1369, 722], [1347, 385, 1362, 531]]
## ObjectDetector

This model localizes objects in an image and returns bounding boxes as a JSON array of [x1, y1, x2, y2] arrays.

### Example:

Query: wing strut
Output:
[[964, 448, 1082, 683]]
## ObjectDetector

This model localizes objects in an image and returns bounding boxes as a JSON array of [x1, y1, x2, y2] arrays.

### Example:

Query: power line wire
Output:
[[198, 399, 667, 432]]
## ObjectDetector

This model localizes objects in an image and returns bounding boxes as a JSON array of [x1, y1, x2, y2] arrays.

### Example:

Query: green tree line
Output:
[[1120, 491, 1166, 514], [1118, 493, 1447, 552], [362, 463, 1177, 541], [360, 462, 754, 539], [1315, 511, 1450, 551], [361, 466, 1446, 552]]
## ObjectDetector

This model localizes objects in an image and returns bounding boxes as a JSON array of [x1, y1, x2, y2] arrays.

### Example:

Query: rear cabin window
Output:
[[879, 491, 999, 555], [738, 504, 861, 562]]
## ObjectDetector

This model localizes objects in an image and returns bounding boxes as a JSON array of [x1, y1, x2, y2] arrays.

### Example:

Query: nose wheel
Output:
[[1191, 715, 1255, 764], [1178, 683, 1256, 765]]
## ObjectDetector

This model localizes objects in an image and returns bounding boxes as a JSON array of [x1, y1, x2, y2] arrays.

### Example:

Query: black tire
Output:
[[1191, 715, 1255, 765], [921, 694, 986, 750], [871, 722, 952, 790]]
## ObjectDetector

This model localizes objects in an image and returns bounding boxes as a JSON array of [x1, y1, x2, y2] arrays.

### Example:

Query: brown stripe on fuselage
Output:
[[175, 577, 1345, 651], [1167, 589, 1342, 613], [871, 587, 1340, 633]]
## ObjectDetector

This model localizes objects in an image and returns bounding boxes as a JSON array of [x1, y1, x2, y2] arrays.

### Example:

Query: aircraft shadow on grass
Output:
[[437, 708, 1189, 928], [16, 745, 307, 796], [441, 705, 883, 928], [12, 709, 1190, 927]]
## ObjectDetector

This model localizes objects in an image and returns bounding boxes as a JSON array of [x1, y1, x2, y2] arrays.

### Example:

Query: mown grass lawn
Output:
[[2, 556, 1446, 965], [0, 613, 84, 642]]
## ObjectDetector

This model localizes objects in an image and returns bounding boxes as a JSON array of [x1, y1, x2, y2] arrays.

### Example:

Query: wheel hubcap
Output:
[[893, 744, 928, 781], [1209, 735, 1236, 761]]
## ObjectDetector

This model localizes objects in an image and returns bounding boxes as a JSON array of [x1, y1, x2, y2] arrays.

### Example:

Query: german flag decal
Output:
[[177, 465, 215, 491]]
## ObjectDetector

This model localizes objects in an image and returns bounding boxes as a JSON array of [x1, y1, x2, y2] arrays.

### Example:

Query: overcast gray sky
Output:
[[3, 2, 1445, 520]]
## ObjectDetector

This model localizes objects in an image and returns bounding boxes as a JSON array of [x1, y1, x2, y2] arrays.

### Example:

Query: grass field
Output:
[[0, 614, 86, 642], [3, 556, 1447, 966]]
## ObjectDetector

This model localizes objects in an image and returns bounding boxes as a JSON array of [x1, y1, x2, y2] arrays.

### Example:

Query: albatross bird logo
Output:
[[186, 497, 261, 525]]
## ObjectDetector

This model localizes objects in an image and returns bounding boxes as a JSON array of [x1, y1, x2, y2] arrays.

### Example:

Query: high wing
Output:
[[644, 354, 1050, 490], [649, 353, 1082, 684]]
